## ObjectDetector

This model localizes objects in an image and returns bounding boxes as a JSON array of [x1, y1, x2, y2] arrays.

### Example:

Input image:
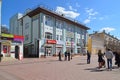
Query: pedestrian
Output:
[[87, 50, 91, 64], [48, 50, 51, 56], [98, 50, 105, 68], [114, 51, 120, 68], [105, 49, 114, 71], [58, 50, 62, 61], [64, 51, 67, 61], [0, 54, 3, 62], [68, 50, 71, 61]]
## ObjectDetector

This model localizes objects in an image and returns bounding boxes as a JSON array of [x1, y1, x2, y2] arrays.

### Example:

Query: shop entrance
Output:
[[45, 47, 52, 56], [15, 45, 19, 59]]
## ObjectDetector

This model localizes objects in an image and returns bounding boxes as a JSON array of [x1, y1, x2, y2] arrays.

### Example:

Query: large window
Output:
[[60, 35, 63, 41], [45, 32, 53, 39], [25, 23, 29, 29], [56, 35, 59, 40], [45, 15, 53, 26], [56, 35, 63, 41], [25, 34, 29, 41], [56, 19, 63, 29]]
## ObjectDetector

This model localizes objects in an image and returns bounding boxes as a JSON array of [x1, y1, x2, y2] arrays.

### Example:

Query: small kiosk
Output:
[[0, 33, 24, 60]]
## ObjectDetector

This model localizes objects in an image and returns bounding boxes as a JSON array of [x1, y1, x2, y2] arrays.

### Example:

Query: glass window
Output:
[[45, 32, 53, 39], [25, 23, 29, 29], [60, 35, 62, 41], [56, 19, 63, 29], [56, 35, 59, 40], [25, 34, 29, 41], [45, 15, 53, 26]]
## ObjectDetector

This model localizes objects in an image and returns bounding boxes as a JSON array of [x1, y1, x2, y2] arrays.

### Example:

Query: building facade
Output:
[[10, 7, 89, 57], [0, 0, 2, 34], [89, 31, 120, 54]]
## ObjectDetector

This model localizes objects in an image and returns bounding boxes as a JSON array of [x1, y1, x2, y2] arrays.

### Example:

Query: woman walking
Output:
[[98, 50, 105, 68]]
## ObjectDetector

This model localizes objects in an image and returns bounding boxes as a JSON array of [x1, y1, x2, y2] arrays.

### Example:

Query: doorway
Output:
[[15, 45, 19, 59], [45, 47, 52, 56]]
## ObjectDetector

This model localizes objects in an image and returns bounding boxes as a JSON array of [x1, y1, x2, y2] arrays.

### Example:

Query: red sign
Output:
[[47, 40, 56, 44], [14, 35, 24, 41]]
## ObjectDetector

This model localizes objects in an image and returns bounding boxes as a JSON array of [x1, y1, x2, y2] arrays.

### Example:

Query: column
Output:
[[74, 32, 77, 54]]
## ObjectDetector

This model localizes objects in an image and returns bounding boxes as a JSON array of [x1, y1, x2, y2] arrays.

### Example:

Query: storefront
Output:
[[56, 40, 64, 55], [44, 39, 56, 56], [0, 33, 24, 59]]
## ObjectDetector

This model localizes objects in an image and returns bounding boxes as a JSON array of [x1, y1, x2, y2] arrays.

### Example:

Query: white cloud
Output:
[[85, 8, 98, 16], [69, 6, 77, 11], [56, 6, 80, 19], [83, 19, 91, 24], [83, 8, 98, 24], [2, 24, 7, 27], [99, 27, 115, 33]]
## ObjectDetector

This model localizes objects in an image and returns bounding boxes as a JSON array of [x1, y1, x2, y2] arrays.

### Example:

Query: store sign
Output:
[[1, 33, 14, 38], [14, 35, 24, 41], [47, 40, 56, 44]]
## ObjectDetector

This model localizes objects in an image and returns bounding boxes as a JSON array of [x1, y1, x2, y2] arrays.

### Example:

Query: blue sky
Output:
[[1, 0, 120, 39]]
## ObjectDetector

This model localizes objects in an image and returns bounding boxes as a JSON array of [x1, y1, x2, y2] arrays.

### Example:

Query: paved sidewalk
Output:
[[0, 55, 120, 80]]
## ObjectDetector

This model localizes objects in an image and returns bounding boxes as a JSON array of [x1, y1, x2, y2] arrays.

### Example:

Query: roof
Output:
[[26, 7, 90, 30]]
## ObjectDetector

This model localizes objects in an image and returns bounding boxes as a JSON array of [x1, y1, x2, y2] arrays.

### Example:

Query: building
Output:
[[10, 6, 89, 58], [0, 0, 1, 34], [89, 31, 120, 54], [0, 0, 2, 61]]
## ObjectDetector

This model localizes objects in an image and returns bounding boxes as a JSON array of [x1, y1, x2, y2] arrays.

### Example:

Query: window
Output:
[[56, 35, 59, 40], [45, 15, 53, 26], [45, 32, 53, 39], [60, 35, 62, 41], [56, 19, 63, 29], [19, 19, 23, 26], [25, 34, 29, 41], [25, 23, 29, 29]]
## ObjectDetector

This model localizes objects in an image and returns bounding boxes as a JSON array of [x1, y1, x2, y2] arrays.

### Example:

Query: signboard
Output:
[[1, 33, 14, 38], [47, 40, 56, 44], [14, 35, 24, 41]]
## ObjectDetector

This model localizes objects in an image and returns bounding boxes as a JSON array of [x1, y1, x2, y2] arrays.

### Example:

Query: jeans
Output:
[[107, 59, 112, 69]]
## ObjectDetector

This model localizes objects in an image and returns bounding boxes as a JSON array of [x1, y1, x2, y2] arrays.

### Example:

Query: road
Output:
[[0, 55, 120, 80]]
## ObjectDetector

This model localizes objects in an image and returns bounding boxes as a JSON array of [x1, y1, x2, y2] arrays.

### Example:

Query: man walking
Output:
[[105, 49, 114, 71]]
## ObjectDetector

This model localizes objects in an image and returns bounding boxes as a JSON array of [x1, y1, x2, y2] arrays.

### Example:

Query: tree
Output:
[[1, 25, 9, 33]]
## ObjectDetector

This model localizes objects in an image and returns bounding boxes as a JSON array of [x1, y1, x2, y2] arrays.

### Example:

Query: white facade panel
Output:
[[32, 19, 39, 43], [56, 28, 62, 35], [44, 25, 53, 34], [23, 16, 32, 44]]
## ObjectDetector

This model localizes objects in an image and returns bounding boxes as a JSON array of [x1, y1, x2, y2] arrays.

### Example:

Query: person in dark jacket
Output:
[[64, 51, 67, 61], [98, 50, 105, 68], [87, 50, 91, 64], [58, 50, 62, 61], [68, 50, 71, 61], [114, 51, 120, 67]]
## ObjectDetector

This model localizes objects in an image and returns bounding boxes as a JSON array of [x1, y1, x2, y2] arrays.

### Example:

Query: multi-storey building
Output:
[[10, 6, 89, 57], [89, 31, 120, 54], [0, 0, 2, 34]]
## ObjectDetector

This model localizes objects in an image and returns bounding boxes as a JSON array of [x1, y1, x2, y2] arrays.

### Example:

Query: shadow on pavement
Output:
[[76, 63, 87, 65], [84, 67, 106, 72]]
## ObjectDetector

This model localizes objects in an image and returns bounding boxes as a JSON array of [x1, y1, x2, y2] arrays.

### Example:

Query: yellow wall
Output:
[[87, 37, 92, 53]]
